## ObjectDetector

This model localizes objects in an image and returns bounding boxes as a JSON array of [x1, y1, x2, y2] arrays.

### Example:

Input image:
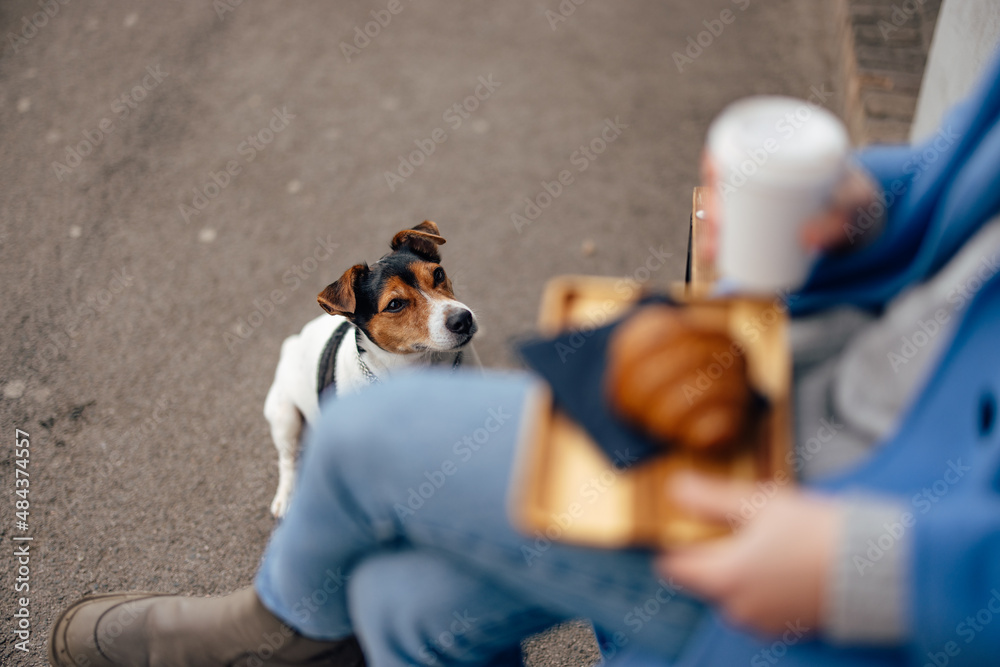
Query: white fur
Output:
[[426, 294, 475, 350], [264, 304, 480, 517]]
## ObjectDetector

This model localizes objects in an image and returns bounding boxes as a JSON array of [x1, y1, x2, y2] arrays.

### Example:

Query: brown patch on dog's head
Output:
[[316, 222, 477, 354], [317, 264, 369, 319], [361, 273, 432, 353]]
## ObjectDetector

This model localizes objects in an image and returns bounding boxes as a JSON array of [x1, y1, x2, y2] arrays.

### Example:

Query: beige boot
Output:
[[48, 587, 364, 667]]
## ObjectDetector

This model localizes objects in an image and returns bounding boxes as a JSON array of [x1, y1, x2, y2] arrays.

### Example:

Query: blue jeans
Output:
[[255, 370, 705, 666]]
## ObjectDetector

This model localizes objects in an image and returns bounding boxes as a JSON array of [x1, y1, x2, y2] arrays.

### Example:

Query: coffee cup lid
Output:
[[708, 96, 849, 183]]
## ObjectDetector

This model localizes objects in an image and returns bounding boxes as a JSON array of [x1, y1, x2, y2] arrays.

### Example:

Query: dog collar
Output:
[[354, 328, 381, 386]]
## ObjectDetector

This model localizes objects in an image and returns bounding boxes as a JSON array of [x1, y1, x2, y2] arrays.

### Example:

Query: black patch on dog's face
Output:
[[350, 249, 428, 325]]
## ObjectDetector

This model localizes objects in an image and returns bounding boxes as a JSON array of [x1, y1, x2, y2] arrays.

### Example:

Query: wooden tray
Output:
[[509, 275, 792, 548]]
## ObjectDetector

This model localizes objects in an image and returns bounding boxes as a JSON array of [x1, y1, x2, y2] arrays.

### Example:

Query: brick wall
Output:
[[836, 0, 942, 144]]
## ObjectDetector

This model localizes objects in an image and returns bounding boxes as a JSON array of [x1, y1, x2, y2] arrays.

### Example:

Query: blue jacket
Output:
[[609, 50, 1000, 666]]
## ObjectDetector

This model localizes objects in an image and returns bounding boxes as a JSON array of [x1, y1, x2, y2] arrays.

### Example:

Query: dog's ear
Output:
[[390, 220, 446, 262], [411, 220, 441, 236], [318, 264, 368, 319]]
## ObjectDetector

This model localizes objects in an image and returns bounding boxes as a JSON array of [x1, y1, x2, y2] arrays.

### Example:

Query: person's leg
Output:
[[255, 369, 704, 659], [348, 549, 560, 666]]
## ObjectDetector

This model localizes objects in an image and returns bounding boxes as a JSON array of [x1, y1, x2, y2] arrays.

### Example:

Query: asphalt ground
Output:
[[0, 1, 838, 664]]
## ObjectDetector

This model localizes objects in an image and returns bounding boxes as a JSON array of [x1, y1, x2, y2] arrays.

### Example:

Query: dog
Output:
[[263, 221, 480, 517]]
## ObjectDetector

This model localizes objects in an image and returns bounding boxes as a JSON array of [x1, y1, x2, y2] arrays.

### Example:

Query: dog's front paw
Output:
[[270, 488, 292, 518]]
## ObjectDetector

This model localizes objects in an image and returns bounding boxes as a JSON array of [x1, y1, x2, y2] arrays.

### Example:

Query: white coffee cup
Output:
[[707, 96, 850, 293]]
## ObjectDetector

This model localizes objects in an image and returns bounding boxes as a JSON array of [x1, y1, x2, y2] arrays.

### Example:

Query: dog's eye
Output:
[[433, 267, 445, 285], [384, 299, 406, 313]]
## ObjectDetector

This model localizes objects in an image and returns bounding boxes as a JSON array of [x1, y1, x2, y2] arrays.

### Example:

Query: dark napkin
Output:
[[516, 299, 671, 464]]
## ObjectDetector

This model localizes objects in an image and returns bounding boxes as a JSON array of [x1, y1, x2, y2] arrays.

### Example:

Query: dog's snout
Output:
[[446, 310, 474, 335]]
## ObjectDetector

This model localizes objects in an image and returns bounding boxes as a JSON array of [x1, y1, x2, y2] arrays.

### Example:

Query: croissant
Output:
[[606, 305, 753, 453]]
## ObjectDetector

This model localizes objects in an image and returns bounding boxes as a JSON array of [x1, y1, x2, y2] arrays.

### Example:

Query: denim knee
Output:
[[348, 552, 477, 666], [347, 549, 546, 666], [305, 369, 534, 477]]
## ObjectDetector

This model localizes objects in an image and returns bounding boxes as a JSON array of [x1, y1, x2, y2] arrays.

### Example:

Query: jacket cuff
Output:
[[823, 497, 910, 645]]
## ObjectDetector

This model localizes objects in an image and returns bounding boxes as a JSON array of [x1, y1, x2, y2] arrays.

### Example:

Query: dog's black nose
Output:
[[446, 310, 474, 335]]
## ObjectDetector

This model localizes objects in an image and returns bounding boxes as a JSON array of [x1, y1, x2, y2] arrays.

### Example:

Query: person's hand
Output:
[[699, 153, 882, 266], [659, 473, 841, 636]]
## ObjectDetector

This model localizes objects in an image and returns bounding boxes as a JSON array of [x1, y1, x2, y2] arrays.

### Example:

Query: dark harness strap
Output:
[[317, 321, 352, 399]]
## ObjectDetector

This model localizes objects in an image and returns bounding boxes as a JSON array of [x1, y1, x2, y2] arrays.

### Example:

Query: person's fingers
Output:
[[658, 540, 739, 601], [800, 209, 847, 250], [699, 153, 720, 264], [668, 472, 760, 522], [705, 163, 880, 258], [800, 167, 880, 252], [700, 151, 717, 184], [699, 223, 717, 266], [836, 167, 879, 209]]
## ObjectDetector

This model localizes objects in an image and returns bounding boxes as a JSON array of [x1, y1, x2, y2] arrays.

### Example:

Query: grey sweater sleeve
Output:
[[823, 497, 910, 645]]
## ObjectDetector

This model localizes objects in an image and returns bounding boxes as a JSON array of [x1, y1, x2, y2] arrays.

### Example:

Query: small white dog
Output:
[[264, 221, 480, 517]]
